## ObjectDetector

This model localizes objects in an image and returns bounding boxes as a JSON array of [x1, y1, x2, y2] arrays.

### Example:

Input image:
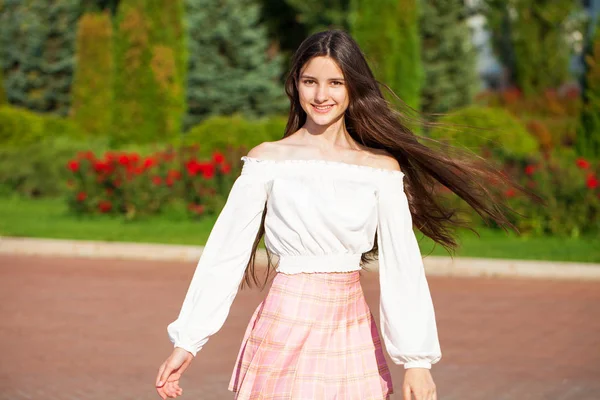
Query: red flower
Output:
[[188, 203, 205, 215], [202, 163, 215, 179], [186, 160, 200, 176], [76, 192, 87, 202], [114, 179, 122, 188], [168, 169, 182, 180], [118, 154, 129, 166], [220, 163, 231, 174], [213, 152, 225, 164], [576, 158, 590, 170], [587, 175, 599, 189], [98, 200, 112, 213], [67, 160, 80, 172], [143, 157, 157, 169], [524, 165, 536, 176], [129, 152, 140, 164], [166, 177, 174, 187], [505, 188, 516, 198], [77, 151, 95, 160], [152, 176, 162, 186], [94, 161, 111, 173]]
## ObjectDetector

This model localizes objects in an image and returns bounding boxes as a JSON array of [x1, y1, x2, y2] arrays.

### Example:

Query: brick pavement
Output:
[[0, 254, 599, 400]]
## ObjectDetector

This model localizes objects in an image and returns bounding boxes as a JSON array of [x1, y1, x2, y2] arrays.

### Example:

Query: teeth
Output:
[[315, 105, 333, 110]]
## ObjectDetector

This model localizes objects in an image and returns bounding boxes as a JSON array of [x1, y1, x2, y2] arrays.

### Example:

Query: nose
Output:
[[314, 84, 329, 103]]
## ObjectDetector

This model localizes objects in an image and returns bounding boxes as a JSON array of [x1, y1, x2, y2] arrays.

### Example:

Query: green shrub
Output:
[[0, 136, 110, 197], [505, 149, 600, 236], [351, 0, 423, 110], [0, 69, 6, 106], [576, 25, 600, 160], [181, 114, 287, 157], [71, 12, 115, 136], [113, 0, 186, 144], [0, 106, 84, 148], [428, 105, 538, 161]]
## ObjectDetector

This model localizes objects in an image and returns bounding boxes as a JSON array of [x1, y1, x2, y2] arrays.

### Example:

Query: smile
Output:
[[312, 104, 335, 113]]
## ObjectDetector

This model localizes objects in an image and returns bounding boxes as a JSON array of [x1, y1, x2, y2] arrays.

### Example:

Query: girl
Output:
[[156, 30, 517, 400]]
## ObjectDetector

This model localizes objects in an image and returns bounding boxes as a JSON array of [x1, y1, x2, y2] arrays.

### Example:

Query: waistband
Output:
[[276, 253, 363, 274]]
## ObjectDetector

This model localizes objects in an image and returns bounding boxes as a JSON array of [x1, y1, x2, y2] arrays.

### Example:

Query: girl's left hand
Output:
[[402, 367, 437, 400]]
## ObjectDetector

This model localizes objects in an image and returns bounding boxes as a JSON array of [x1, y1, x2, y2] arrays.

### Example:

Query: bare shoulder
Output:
[[363, 149, 402, 172], [246, 141, 281, 159], [246, 139, 296, 160]]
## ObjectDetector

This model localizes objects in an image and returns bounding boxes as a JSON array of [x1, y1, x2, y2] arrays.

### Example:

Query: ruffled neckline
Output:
[[241, 156, 405, 177]]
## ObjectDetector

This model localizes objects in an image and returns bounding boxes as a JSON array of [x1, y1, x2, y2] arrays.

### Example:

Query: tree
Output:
[[576, 25, 600, 159], [70, 12, 114, 135], [184, 0, 285, 128], [484, 0, 576, 96], [420, 0, 478, 114], [113, 0, 187, 143], [284, 0, 349, 33], [0, 0, 80, 115], [350, 0, 423, 110], [0, 68, 6, 106]]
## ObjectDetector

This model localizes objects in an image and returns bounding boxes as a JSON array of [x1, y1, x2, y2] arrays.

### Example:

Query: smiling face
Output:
[[298, 56, 350, 128]]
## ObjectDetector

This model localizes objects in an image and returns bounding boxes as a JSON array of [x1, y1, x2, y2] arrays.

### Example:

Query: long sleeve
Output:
[[375, 173, 442, 369], [167, 168, 269, 356]]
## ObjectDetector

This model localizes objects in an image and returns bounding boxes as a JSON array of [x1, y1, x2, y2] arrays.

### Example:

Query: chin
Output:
[[308, 112, 343, 127]]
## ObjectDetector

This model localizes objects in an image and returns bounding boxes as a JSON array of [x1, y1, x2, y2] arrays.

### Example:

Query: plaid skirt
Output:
[[228, 271, 393, 399]]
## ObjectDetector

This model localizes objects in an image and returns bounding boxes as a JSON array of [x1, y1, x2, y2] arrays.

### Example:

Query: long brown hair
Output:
[[243, 29, 530, 288]]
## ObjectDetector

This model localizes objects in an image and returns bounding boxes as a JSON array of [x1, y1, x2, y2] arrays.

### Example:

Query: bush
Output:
[[71, 12, 114, 136], [181, 114, 287, 157], [428, 105, 538, 161], [504, 149, 600, 236], [64, 146, 241, 219], [0, 136, 110, 197], [0, 105, 84, 148]]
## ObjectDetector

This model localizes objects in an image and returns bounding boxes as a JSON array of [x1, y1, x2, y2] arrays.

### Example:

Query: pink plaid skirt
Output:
[[228, 271, 393, 399]]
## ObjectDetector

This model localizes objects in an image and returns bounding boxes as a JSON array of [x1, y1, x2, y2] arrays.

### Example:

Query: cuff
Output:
[[404, 360, 432, 369]]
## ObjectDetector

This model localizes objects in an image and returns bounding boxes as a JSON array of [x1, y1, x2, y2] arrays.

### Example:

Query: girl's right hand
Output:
[[155, 347, 194, 399]]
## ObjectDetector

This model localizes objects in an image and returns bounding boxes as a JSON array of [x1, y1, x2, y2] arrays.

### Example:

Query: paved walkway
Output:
[[1, 254, 599, 400]]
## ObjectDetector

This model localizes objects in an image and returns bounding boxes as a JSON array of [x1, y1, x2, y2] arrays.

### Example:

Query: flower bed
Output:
[[66, 146, 240, 219]]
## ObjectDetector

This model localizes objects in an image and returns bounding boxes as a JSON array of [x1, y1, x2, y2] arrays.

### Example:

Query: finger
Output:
[[165, 381, 177, 398], [156, 363, 166, 387], [158, 364, 174, 387], [156, 387, 168, 400]]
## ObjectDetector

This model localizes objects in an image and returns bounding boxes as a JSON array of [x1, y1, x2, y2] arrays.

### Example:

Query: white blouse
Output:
[[167, 156, 442, 369]]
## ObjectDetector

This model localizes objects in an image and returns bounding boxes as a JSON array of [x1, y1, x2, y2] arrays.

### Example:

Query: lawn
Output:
[[1, 195, 598, 263]]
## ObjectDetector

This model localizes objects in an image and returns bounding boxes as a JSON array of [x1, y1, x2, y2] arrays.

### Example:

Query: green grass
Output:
[[0, 195, 598, 263]]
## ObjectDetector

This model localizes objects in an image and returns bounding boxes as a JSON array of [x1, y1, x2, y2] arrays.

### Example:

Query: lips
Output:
[[312, 104, 334, 113]]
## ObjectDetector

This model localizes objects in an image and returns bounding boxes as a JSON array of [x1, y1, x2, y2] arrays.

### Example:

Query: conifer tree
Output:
[[420, 0, 478, 114], [113, 0, 186, 143], [71, 12, 114, 135], [576, 26, 600, 159], [350, 0, 423, 110], [0, 68, 6, 106], [484, 0, 575, 95], [0, 0, 80, 115], [184, 0, 285, 128]]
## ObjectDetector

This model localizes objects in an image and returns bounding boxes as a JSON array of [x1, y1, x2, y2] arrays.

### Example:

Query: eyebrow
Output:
[[300, 74, 345, 81]]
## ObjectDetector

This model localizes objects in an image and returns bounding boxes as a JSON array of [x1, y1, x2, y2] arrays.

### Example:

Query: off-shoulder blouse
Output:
[[167, 156, 442, 369]]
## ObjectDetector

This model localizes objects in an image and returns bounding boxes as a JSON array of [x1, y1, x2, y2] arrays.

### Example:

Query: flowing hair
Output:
[[242, 29, 533, 288]]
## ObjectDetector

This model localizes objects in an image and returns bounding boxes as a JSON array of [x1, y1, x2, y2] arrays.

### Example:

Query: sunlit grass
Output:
[[1, 195, 598, 263]]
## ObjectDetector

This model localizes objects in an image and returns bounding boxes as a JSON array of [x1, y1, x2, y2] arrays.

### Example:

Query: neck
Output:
[[300, 116, 359, 151]]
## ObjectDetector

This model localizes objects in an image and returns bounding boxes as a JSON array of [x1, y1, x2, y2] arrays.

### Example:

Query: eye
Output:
[[331, 81, 344, 86], [302, 79, 316, 85]]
